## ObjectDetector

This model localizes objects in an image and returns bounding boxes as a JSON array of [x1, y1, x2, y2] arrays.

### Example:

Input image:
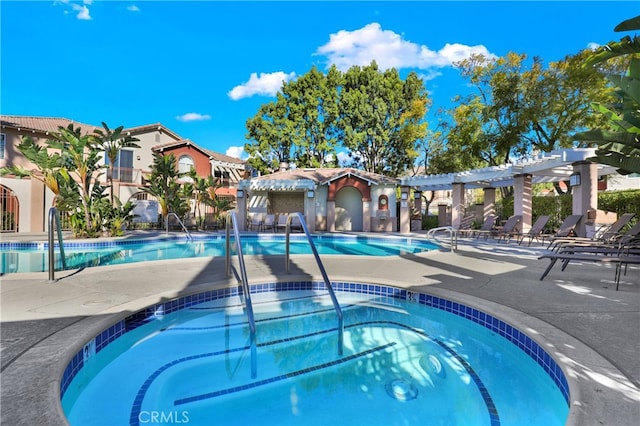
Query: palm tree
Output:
[[140, 153, 181, 221], [575, 15, 640, 174], [0, 136, 69, 202], [91, 122, 140, 205], [47, 124, 105, 234]]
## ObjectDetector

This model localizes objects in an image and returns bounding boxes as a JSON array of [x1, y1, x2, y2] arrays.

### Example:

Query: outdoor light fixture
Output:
[[414, 191, 422, 199], [569, 173, 581, 186], [307, 190, 315, 198], [236, 190, 244, 198], [401, 192, 408, 200]]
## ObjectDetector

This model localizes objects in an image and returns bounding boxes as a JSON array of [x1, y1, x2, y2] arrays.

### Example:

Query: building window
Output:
[[179, 155, 194, 173], [104, 150, 134, 182], [0, 133, 5, 160]]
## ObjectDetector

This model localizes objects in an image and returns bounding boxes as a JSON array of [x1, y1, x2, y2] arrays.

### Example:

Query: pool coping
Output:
[[1, 234, 638, 425]]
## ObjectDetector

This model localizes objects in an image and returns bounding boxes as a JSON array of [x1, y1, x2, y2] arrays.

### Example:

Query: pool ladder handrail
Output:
[[425, 226, 457, 252], [284, 212, 344, 356], [225, 211, 257, 378], [48, 207, 67, 282], [165, 212, 193, 240]]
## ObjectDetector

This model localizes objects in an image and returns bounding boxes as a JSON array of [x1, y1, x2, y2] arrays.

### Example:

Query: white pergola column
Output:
[[451, 183, 465, 229], [572, 161, 598, 237], [483, 187, 496, 221], [514, 174, 532, 233]]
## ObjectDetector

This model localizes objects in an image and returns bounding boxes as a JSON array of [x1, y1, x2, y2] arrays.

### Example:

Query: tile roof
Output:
[[122, 123, 183, 140], [152, 139, 245, 166], [0, 115, 99, 134], [254, 168, 398, 185]]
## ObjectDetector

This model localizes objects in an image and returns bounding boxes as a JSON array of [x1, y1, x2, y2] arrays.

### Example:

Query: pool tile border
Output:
[[60, 280, 570, 409]]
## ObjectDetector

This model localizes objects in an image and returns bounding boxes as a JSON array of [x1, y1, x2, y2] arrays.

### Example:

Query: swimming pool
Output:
[[0, 235, 439, 274], [61, 281, 569, 426]]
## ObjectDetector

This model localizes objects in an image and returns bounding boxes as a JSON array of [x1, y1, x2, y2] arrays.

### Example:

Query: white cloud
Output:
[[73, 5, 91, 20], [226, 146, 246, 160], [126, 5, 140, 12], [316, 22, 495, 72], [56, 1, 92, 20], [587, 42, 600, 51], [228, 71, 296, 100], [175, 112, 211, 122]]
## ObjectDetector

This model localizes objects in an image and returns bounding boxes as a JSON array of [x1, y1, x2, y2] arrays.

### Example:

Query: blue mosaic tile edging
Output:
[[60, 281, 570, 408], [2, 233, 436, 252]]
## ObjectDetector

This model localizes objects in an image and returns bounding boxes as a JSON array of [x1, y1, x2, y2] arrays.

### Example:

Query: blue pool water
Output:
[[61, 283, 569, 426], [0, 235, 439, 274]]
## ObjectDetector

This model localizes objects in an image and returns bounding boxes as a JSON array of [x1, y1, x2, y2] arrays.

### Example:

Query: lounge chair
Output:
[[493, 215, 523, 243], [470, 214, 498, 239], [518, 215, 551, 246], [543, 214, 583, 247], [455, 214, 476, 237], [539, 234, 640, 290], [547, 212, 636, 251]]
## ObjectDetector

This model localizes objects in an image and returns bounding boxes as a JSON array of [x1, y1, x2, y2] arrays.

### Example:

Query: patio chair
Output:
[[262, 214, 276, 232], [543, 214, 583, 247], [547, 212, 636, 251], [248, 213, 265, 231], [470, 214, 498, 239], [455, 214, 476, 237], [518, 215, 551, 246], [493, 215, 523, 243]]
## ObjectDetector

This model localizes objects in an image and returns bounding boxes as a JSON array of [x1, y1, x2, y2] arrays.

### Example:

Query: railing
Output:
[[284, 212, 344, 356], [225, 211, 257, 378], [165, 213, 193, 240], [48, 207, 67, 282], [425, 226, 457, 251]]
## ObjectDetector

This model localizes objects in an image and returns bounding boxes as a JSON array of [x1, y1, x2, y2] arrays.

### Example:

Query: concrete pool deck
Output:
[[1, 231, 639, 425]]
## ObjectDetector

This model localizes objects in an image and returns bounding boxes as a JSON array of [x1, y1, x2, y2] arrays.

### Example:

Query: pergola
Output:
[[399, 148, 619, 236]]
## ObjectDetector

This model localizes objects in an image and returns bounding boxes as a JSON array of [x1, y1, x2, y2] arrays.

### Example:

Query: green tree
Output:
[[91, 122, 140, 205], [245, 65, 342, 173], [442, 51, 618, 194], [339, 62, 428, 176]]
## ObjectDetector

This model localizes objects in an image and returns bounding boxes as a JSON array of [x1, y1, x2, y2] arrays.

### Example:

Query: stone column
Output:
[[514, 174, 532, 233], [483, 187, 496, 221], [438, 203, 449, 227], [30, 178, 45, 232], [451, 183, 465, 229], [399, 186, 411, 233], [572, 161, 598, 237], [235, 188, 247, 231]]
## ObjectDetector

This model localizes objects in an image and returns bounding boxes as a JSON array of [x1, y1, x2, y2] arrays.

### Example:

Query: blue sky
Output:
[[2, 1, 638, 161]]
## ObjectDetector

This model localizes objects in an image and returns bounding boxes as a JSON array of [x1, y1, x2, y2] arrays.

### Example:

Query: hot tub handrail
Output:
[[225, 210, 257, 378], [165, 212, 193, 240], [48, 207, 67, 282], [285, 212, 344, 356]]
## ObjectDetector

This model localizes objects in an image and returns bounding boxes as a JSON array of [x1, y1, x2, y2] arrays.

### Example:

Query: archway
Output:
[[335, 186, 363, 231], [0, 184, 19, 232]]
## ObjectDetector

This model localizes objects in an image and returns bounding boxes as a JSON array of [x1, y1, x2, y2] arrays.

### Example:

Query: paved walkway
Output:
[[1, 231, 639, 425]]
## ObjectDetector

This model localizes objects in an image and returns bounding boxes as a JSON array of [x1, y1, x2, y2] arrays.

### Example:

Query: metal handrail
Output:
[[225, 211, 257, 378], [285, 212, 344, 356], [165, 212, 193, 240], [48, 207, 67, 282], [426, 226, 457, 251]]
